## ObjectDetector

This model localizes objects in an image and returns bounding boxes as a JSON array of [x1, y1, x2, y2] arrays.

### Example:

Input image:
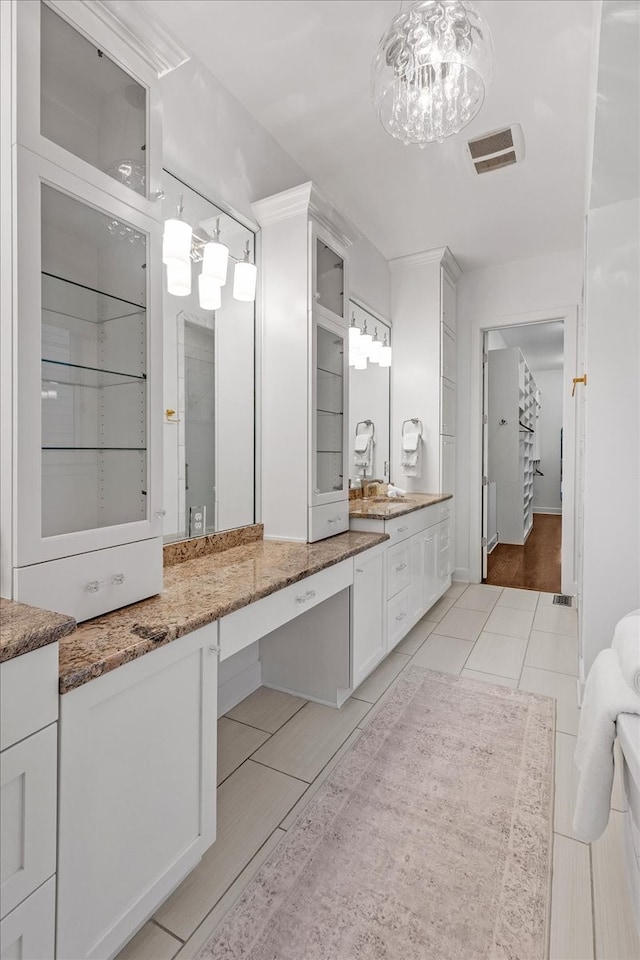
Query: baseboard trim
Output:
[[454, 568, 471, 583], [532, 507, 562, 516]]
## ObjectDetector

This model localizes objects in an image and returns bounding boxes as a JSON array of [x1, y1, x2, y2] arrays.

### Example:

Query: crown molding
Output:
[[390, 245, 462, 281], [77, 0, 191, 77], [252, 181, 362, 248]]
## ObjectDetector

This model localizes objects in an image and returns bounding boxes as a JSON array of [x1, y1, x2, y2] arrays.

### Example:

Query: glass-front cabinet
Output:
[[313, 230, 346, 324], [312, 318, 348, 506]]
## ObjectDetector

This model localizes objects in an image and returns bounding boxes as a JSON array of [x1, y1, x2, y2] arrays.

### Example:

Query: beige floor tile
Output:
[[554, 732, 580, 840], [592, 811, 640, 959], [352, 652, 409, 703], [172, 829, 286, 960], [217, 717, 269, 785], [533, 604, 578, 637], [484, 605, 535, 639], [611, 740, 628, 813], [454, 584, 502, 613], [549, 834, 594, 960], [460, 669, 518, 689], [356, 680, 400, 730], [464, 632, 528, 680], [496, 587, 540, 611], [434, 606, 489, 642], [519, 666, 580, 736], [251, 698, 370, 783], [395, 617, 437, 655], [423, 595, 456, 623], [116, 921, 182, 960], [154, 761, 305, 941], [538, 592, 559, 606], [226, 686, 306, 733], [280, 729, 362, 830], [525, 630, 579, 677], [411, 633, 474, 674], [443, 581, 469, 601]]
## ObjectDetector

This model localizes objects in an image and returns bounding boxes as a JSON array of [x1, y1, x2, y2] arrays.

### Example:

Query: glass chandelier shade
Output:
[[371, 0, 493, 146], [162, 217, 192, 266], [198, 273, 222, 311], [201, 238, 229, 286], [166, 259, 191, 297]]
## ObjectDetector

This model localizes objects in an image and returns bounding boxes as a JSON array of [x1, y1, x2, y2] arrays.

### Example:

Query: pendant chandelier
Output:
[[372, 0, 493, 146]]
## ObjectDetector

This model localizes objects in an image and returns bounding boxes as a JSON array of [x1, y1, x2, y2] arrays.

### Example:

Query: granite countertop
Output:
[[59, 531, 388, 695], [349, 492, 453, 520], [0, 597, 76, 664]]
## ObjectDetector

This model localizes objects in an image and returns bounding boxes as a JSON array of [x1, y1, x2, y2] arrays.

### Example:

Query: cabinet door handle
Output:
[[208, 645, 221, 656], [154, 509, 167, 519], [397, 525, 408, 533], [395, 611, 407, 621], [395, 562, 407, 572], [306, 589, 316, 599], [112, 573, 126, 585], [86, 580, 101, 593], [327, 516, 342, 524], [355, 567, 364, 574], [295, 594, 307, 604]]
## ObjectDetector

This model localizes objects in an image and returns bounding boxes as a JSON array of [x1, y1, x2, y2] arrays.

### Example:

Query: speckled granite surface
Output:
[[163, 524, 264, 567], [0, 597, 75, 664], [349, 492, 452, 520], [59, 531, 388, 694]]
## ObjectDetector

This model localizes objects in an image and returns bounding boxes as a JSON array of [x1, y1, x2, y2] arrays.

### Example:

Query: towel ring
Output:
[[355, 419, 375, 440], [401, 418, 423, 439]]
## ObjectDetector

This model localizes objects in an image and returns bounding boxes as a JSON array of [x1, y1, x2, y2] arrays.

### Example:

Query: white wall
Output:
[[456, 249, 583, 581], [531, 368, 563, 515]]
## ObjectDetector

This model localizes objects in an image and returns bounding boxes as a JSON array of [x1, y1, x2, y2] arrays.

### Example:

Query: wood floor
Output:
[[485, 512, 562, 593]]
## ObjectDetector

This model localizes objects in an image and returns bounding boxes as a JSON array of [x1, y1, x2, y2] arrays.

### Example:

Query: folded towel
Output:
[[612, 609, 640, 695], [573, 647, 640, 842], [387, 485, 406, 497], [354, 435, 370, 453], [402, 431, 420, 453]]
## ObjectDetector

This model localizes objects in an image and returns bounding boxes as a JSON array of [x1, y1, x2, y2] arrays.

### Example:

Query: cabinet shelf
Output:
[[42, 446, 146, 452], [42, 359, 146, 388], [317, 408, 343, 416], [317, 365, 343, 379], [42, 272, 145, 325]]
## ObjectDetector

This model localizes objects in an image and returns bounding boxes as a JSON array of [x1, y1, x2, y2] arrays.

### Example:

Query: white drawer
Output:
[[0, 643, 58, 752], [220, 559, 353, 661], [14, 539, 163, 623], [1, 724, 57, 919], [0, 876, 55, 960], [308, 501, 349, 543], [385, 505, 440, 545], [388, 585, 412, 650], [387, 542, 411, 599]]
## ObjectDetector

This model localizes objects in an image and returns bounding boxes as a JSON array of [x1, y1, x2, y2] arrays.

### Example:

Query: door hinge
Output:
[[482, 414, 488, 425], [482, 537, 487, 547], [483, 352, 489, 364], [482, 476, 488, 485]]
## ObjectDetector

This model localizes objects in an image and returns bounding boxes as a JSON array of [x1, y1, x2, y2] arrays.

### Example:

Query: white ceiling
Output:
[[144, 0, 597, 269], [490, 320, 565, 372]]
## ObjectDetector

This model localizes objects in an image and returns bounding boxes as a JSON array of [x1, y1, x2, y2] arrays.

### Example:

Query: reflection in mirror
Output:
[[348, 300, 391, 486], [162, 171, 256, 541]]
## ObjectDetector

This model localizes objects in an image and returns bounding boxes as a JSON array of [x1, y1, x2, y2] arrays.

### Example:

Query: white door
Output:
[[481, 336, 490, 578]]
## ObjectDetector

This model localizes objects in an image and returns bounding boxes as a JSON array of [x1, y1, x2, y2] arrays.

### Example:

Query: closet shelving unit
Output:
[[488, 347, 540, 545]]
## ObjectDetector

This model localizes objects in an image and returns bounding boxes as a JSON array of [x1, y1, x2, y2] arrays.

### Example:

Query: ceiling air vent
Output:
[[466, 124, 525, 174]]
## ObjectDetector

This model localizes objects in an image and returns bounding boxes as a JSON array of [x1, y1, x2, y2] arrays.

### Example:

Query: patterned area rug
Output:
[[199, 667, 555, 960]]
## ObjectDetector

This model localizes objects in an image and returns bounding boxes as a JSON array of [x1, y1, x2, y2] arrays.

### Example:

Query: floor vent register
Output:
[[552, 594, 573, 607]]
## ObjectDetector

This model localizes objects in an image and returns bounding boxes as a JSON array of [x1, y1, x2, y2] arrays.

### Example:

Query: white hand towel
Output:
[[354, 435, 370, 453], [612, 609, 640, 695], [402, 431, 420, 452], [573, 647, 640, 842]]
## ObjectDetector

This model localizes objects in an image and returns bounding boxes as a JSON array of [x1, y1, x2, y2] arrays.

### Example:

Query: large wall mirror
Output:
[[162, 171, 256, 541], [348, 299, 391, 486]]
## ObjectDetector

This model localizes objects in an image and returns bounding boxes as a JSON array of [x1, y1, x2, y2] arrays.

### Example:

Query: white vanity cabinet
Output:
[[351, 541, 387, 689], [0, 644, 58, 959], [5, 0, 165, 620], [253, 183, 360, 542], [57, 624, 218, 960]]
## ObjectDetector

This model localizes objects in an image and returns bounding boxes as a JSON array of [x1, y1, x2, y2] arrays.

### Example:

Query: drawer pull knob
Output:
[[208, 645, 221, 656], [155, 509, 167, 519], [395, 562, 407, 572], [306, 589, 316, 599], [86, 580, 101, 593], [355, 567, 364, 574], [112, 573, 126, 585], [327, 516, 341, 524], [295, 594, 307, 604], [397, 525, 408, 533], [395, 611, 407, 621]]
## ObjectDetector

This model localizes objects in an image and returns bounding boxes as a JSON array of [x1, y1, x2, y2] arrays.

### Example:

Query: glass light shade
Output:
[[359, 329, 373, 355], [379, 344, 392, 367], [372, 0, 493, 145], [353, 352, 367, 370], [202, 240, 229, 285], [162, 218, 192, 266], [369, 334, 384, 364], [198, 273, 222, 310], [166, 259, 191, 297], [233, 260, 257, 302]]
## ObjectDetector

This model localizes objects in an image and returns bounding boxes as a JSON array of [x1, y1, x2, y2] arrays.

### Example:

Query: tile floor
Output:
[[118, 583, 640, 960]]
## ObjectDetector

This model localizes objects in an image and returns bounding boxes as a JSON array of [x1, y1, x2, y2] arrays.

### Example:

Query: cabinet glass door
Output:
[[39, 3, 147, 198], [315, 323, 345, 497], [40, 185, 147, 537], [314, 236, 345, 321]]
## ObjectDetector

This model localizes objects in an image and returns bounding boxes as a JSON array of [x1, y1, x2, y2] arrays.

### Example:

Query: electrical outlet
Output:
[[189, 505, 206, 538]]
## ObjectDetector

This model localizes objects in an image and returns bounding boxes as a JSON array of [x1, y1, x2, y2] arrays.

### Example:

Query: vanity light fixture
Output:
[[233, 242, 258, 302], [198, 273, 222, 310], [368, 327, 384, 364], [359, 319, 373, 356], [162, 194, 192, 268], [353, 351, 368, 371], [200, 218, 229, 285], [348, 311, 362, 347], [166, 259, 192, 297], [379, 332, 392, 367]]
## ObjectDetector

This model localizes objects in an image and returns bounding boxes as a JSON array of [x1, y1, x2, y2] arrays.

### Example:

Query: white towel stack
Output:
[[401, 430, 421, 478], [354, 433, 374, 477], [573, 610, 640, 842]]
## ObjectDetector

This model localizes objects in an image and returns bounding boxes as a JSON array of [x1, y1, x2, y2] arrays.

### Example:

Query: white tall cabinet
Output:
[[3, 0, 165, 619], [253, 183, 360, 542]]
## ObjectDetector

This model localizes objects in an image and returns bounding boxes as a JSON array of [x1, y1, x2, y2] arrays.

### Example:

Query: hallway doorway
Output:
[[485, 513, 561, 592]]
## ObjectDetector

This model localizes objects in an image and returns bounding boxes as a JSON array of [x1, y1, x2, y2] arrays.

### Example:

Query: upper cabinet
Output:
[[253, 183, 360, 542], [15, 1, 163, 218], [7, 1, 167, 619]]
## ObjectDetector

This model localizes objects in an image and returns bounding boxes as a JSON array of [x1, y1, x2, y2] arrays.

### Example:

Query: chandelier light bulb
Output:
[[166, 259, 191, 297], [372, 0, 494, 146], [198, 273, 222, 311], [233, 243, 257, 302]]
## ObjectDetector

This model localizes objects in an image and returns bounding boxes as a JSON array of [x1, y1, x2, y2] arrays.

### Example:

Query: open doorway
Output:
[[482, 320, 565, 592]]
